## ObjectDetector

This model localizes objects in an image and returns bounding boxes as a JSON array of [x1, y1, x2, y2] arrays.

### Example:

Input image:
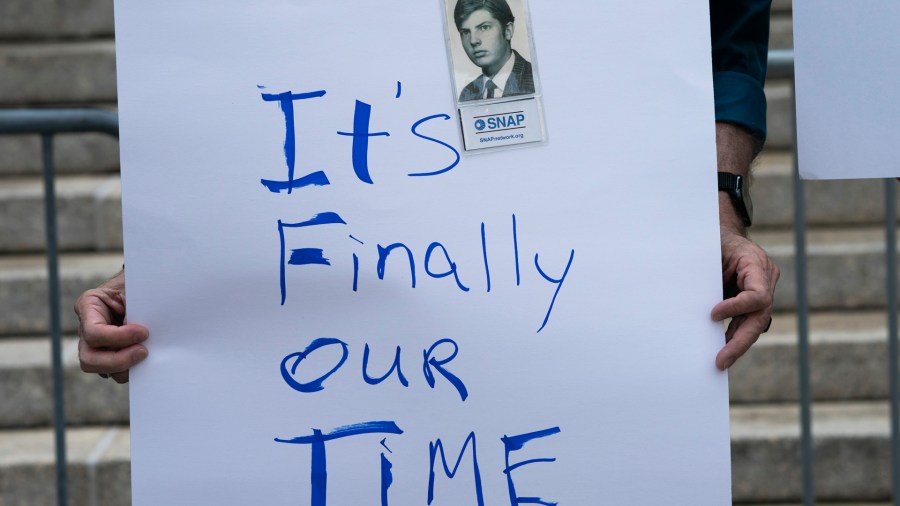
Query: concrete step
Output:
[[753, 149, 900, 228], [0, 175, 122, 253], [0, 253, 122, 336], [0, 337, 128, 428], [731, 401, 891, 503], [0, 309, 888, 430], [0, 128, 120, 176], [0, 226, 892, 333], [729, 311, 894, 403], [0, 41, 116, 105], [0, 0, 113, 41], [752, 226, 899, 311], [0, 402, 889, 504], [766, 79, 794, 150], [773, 0, 793, 14], [0, 426, 129, 506], [770, 12, 793, 50]]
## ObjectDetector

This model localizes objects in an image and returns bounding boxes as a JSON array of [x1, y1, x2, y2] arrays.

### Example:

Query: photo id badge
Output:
[[441, 0, 547, 152]]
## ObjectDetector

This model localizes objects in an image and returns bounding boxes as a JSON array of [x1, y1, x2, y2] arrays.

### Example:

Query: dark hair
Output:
[[453, 0, 515, 31]]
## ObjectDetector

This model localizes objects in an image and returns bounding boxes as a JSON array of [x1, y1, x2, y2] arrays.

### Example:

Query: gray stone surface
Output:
[[0, 175, 123, 253], [752, 227, 899, 311], [731, 402, 891, 502], [753, 150, 900, 227], [0, 427, 129, 506], [729, 311, 891, 403], [0, 0, 114, 40], [0, 338, 129, 428], [766, 80, 794, 150], [0, 253, 122, 336], [0, 129, 120, 176], [770, 14, 794, 50], [0, 42, 116, 105], [772, 0, 793, 13]]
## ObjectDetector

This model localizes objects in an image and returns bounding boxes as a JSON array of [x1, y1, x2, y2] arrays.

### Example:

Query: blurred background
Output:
[[0, 0, 897, 504]]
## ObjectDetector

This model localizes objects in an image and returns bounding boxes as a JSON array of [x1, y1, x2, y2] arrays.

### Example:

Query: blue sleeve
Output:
[[709, 0, 772, 140]]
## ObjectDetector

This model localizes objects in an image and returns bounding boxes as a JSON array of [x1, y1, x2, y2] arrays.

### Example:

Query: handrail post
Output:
[[885, 179, 899, 505], [41, 133, 68, 506]]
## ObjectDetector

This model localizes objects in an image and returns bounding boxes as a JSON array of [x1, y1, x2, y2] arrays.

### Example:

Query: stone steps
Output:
[[0, 253, 122, 336], [0, 337, 128, 429], [0, 126, 120, 176], [731, 401, 892, 503], [0, 151, 892, 258], [0, 400, 889, 505], [0, 0, 113, 41], [0, 175, 122, 253], [0, 310, 891, 430], [0, 225, 893, 335], [0, 426, 129, 506], [729, 311, 894, 403], [753, 226, 898, 311], [0, 41, 116, 106], [754, 149, 900, 228]]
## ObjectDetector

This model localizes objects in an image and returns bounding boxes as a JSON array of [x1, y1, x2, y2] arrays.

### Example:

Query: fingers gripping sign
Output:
[[711, 233, 780, 371], [74, 271, 149, 383]]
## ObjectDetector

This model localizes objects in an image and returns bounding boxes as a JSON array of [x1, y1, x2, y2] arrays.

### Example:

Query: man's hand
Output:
[[713, 122, 780, 370], [74, 271, 148, 383], [712, 229, 780, 370]]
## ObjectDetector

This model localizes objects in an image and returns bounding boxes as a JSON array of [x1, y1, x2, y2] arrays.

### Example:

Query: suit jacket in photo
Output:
[[458, 51, 535, 102]]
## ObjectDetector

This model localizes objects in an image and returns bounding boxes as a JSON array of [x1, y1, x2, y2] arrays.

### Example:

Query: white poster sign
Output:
[[794, 0, 900, 179], [115, 1, 731, 504]]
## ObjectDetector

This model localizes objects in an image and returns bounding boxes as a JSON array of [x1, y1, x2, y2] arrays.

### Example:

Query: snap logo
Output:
[[474, 113, 527, 133]]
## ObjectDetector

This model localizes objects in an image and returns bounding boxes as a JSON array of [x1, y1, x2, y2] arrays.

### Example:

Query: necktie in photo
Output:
[[485, 79, 498, 99]]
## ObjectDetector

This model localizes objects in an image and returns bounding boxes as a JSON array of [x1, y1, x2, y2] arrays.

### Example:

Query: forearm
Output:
[[716, 121, 757, 238]]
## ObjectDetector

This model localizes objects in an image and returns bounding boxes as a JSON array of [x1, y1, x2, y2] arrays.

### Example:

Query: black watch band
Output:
[[718, 172, 753, 228]]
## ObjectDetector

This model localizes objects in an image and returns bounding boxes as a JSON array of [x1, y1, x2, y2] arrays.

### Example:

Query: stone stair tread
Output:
[[730, 401, 889, 439], [751, 226, 890, 255], [0, 41, 116, 105], [730, 310, 894, 404], [0, 174, 120, 198], [0, 336, 78, 368], [0, 336, 129, 428], [766, 310, 885, 342], [0, 252, 123, 278], [0, 174, 122, 253], [0, 426, 127, 467]]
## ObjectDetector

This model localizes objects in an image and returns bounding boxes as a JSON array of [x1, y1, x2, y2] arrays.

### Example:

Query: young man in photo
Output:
[[454, 0, 535, 102]]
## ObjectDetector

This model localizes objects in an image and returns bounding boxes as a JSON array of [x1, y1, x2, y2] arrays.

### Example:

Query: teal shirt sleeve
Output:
[[709, 0, 772, 140]]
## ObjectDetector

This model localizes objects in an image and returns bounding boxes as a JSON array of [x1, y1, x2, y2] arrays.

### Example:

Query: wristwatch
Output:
[[718, 172, 753, 227]]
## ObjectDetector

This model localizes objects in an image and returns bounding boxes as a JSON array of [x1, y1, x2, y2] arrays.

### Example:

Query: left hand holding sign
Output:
[[75, 270, 149, 384]]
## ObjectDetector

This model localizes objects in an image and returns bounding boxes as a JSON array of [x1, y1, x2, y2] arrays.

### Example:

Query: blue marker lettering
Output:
[[424, 242, 469, 292], [377, 243, 416, 288], [408, 114, 460, 177], [534, 249, 575, 333], [363, 344, 409, 387], [423, 339, 468, 401], [501, 427, 562, 506], [428, 432, 484, 506], [260, 89, 327, 195], [481, 222, 491, 293], [275, 421, 403, 506], [381, 452, 393, 506], [337, 100, 390, 184], [278, 213, 347, 305], [280, 337, 349, 393]]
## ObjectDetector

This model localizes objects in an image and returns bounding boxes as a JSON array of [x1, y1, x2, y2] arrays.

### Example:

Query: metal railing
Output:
[[0, 50, 897, 505], [768, 48, 899, 506], [0, 108, 119, 506]]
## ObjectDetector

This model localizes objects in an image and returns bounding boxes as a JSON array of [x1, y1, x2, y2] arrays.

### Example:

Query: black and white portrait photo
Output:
[[446, 0, 539, 103]]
